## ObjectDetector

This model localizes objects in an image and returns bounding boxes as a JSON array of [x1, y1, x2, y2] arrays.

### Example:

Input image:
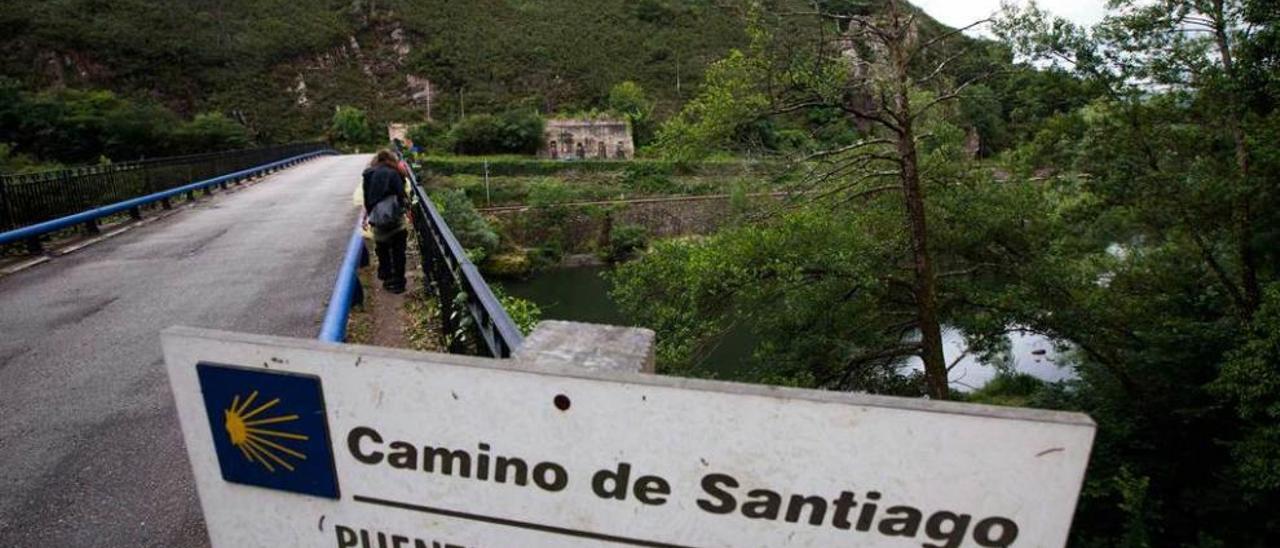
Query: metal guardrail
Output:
[[314, 147, 522, 356], [0, 148, 334, 250], [399, 147, 524, 358], [318, 215, 367, 343], [0, 143, 329, 236]]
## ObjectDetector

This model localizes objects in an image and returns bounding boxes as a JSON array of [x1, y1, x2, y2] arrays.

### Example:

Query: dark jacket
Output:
[[361, 164, 406, 216]]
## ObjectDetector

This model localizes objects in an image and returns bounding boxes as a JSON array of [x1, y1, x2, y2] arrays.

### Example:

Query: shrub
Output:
[[0, 85, 191, 163], [527, 244, 564, 269], [330, 106, 373, 146], [449, 111, 545, 155], [605, 223, 649, 263], [490, 285, 542, 336], [621, 162, 678, 194], [430, 189, 499, 263], [422, 157, 630, 176], [482, 250, 533, 279], [417, 156, 773, 177], [607, 81, 655, 146], [0, 143, 49, 173], [172, 113, 252, 152], [407, 120, 453, 154]]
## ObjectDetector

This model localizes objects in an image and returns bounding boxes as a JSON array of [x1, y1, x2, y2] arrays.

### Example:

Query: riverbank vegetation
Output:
[[604, 1, 1280, 545]]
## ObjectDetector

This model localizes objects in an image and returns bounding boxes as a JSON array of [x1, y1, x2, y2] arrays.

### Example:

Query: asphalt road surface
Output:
[[0, 153, 369, 546]]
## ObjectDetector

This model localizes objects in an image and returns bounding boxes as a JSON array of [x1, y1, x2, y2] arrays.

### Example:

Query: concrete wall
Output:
[[387, 123, 410, 146], [540, 119, 634, 160], [481, 193, 786, 253]]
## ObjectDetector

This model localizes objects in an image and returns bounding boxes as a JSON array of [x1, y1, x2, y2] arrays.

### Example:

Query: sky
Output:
[[912, 0, 1110, 34]]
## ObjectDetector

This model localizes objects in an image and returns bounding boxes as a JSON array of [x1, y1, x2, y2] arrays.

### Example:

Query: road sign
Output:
[[163, 327, 1095, 548], [196, 363, 339, 498]]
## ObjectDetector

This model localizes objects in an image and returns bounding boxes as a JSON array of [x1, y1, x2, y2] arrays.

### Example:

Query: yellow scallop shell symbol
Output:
[[223, 390, 308, 472]]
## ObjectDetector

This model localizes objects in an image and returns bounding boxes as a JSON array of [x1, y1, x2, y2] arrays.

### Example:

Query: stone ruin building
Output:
[[541, 119, 634, 160]]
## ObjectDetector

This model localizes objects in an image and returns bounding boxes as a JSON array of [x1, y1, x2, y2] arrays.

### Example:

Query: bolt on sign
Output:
[[163, 327, 1096, 548]]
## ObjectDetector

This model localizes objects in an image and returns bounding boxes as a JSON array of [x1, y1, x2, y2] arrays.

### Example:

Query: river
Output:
[[500, 266, 1075, 390]]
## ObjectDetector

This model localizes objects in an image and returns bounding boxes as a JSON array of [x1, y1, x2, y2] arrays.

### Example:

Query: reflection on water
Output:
[[499, 266, 630, 326], [907, 329, 1076, 391], [501, 266, 1075, 390]]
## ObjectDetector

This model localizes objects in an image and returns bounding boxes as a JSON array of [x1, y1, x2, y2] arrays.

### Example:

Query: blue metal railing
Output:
[[316, 147, 523, 357], [318, 215, 367, 343], [0, 148, 334, 248], [1, 143, 331, 233]]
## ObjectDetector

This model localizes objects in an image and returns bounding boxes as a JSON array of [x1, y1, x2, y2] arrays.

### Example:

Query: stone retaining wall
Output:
[[481, 193, 786, 253]]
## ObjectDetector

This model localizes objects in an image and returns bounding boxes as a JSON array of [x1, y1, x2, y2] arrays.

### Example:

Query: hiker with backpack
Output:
[[361, 150, 410, 293]]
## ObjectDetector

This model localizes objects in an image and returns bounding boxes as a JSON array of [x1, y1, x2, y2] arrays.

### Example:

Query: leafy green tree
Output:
[[0, 143, 48, 173], [644, 1, 1011, 400], [652, 48, 769, 161], [0, 84, 193, 164], [449, 111, 544, 155], [431, 188, 499, 263], [492, 286, 543, 336], [972, 1, 1280, 544], [607, 81, 656, 146], [407, 120, 452, 154], [957, 84, 1006, 156], [998, 0, 1275, 316], [330, 106, 373, 147], [603, 223, 649, 263], [1212, 284, 1280, 492], [621, 2, 1280, 542], [172, 113, 252, 153]]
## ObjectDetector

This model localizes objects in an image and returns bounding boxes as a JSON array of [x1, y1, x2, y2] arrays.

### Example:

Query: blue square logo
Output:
[[196, 362, 340, 499]]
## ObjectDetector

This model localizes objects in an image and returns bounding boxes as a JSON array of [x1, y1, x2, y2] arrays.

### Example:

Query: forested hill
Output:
[[0, 0, 748, 143]]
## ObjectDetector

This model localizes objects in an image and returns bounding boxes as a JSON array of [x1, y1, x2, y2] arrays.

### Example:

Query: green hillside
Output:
[[0, 0, 746, 147]]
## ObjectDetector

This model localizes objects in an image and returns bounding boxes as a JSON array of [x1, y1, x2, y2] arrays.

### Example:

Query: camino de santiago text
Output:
[[348, 426, 1021, 547]]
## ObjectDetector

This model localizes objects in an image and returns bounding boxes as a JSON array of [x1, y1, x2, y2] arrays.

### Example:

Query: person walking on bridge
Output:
[[361, 150, 409, 293]]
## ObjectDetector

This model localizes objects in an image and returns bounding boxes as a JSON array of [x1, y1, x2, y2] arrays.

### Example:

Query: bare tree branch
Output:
[[794, 138, 894, 163], [912, 18, 992, 59], [910, 72, 989, 121]]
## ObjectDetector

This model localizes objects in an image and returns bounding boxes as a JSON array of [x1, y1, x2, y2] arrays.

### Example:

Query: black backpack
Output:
[[367, 194, 403, 230], [363, 168, 405, 230]]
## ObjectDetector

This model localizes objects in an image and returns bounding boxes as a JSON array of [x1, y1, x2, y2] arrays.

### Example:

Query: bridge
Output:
[[0, 146, 519, 544]]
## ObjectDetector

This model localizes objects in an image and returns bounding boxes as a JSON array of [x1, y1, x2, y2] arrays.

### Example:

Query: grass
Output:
[[343, 267, 376, 345], [403, 288, 446, 352], [430, 172, 778, 209], [414, 155, 777, 177]]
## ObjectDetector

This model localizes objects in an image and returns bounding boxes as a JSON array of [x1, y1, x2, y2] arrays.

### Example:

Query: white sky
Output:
[[912, 0, 1110, 34]]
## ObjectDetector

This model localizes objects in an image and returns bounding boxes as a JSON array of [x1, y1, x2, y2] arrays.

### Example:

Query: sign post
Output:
[[163, 326, 1095, 548]]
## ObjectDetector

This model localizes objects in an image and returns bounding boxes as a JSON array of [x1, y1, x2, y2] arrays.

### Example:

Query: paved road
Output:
[[0, 154, 369, 546]]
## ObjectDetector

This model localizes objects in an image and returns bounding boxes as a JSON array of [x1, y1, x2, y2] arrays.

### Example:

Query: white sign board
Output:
[[162, 327, 1095, 548]]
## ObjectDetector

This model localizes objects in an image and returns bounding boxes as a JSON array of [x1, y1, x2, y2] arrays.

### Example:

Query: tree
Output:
[[330, 106, 373, 146], [172, 112, 252, 153], [448, 111, 544, 155], [636, 1, 1007, 399], [977, 2, 1280, 544], [407, 120, 451, 153], [651, 36, 770, 161], [764, 0, 995, 399], [431, 188, 499, 263], [0, 84, 189, 165], [997, 0, 1274, 318], [607, 81, 656, 145]]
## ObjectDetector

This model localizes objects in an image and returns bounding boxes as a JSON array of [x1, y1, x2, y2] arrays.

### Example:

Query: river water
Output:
[[500, 266, 1074, 391]]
